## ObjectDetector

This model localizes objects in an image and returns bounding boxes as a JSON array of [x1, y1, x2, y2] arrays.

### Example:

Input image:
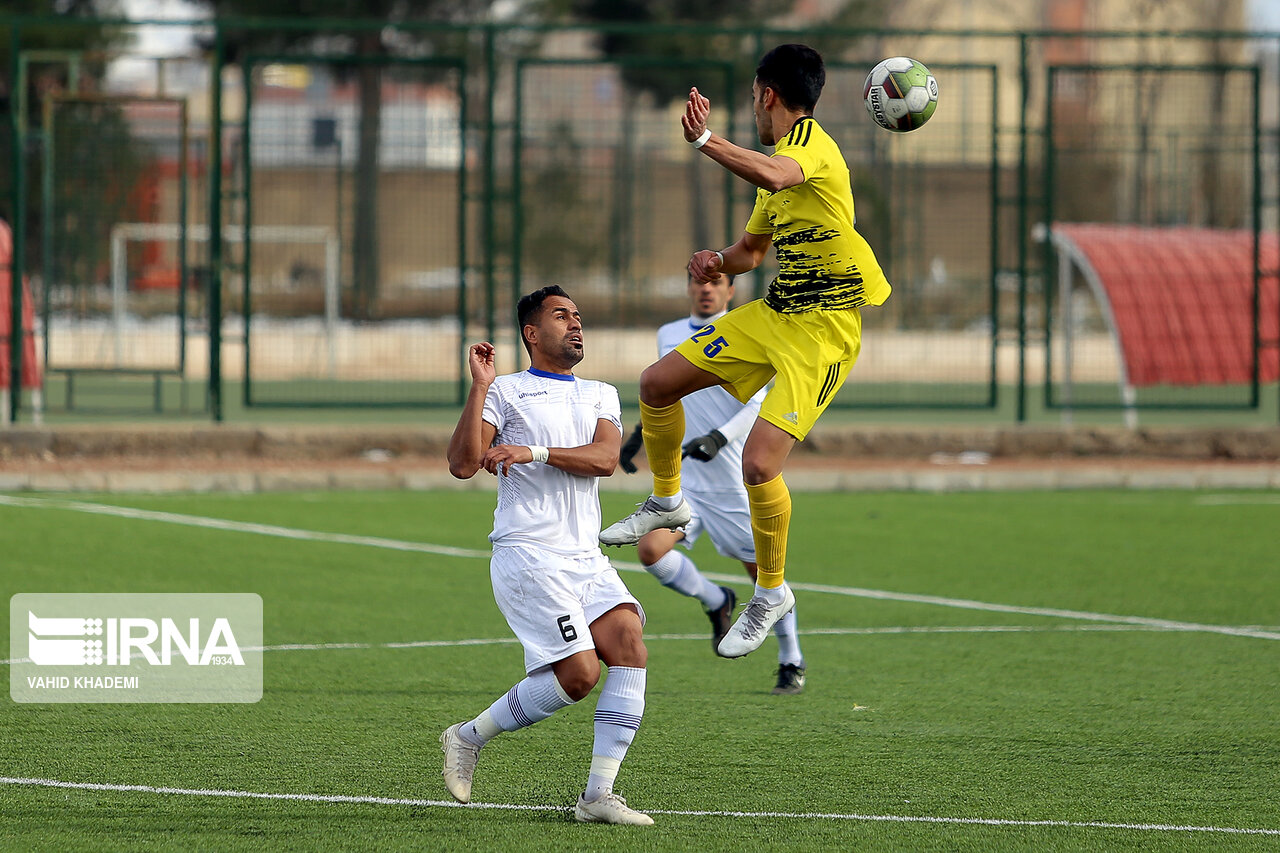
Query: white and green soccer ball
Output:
[[863, 56, 938, 132]]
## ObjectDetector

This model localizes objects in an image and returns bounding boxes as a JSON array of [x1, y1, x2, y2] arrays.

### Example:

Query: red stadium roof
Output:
[[1049, 223, 1280, 387]]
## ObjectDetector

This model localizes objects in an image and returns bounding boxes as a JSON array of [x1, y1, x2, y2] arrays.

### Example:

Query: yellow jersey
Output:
[[745, 116, 891, 313]]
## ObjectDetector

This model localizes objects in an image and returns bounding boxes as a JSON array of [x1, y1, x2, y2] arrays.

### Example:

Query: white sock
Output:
[[644, 551, 727, 611], [651, 491, 683, 510], [584, 665, 646, 802], [464, 668, 574, 746], [755, 581, 787, 606], [773, 606, 804, 666]]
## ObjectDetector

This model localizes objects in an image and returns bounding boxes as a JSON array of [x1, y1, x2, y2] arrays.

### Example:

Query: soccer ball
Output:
[[863, 57, 938, 132]]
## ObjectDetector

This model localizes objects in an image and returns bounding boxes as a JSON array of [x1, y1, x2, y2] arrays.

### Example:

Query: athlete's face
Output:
[[752, 79, 776, 146], [687, 272, 733, 320], [528, 295, 584, 371]]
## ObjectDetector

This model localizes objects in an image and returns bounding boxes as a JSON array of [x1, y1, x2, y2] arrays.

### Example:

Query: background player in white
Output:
[[441, 285, 654, 826], [618, 271, 806, 694]]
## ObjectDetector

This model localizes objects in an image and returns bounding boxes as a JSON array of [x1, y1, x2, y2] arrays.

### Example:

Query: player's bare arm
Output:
[[682, 87, 805, 192], [688, 231, 771, 283], [482, 418, 622, 478], [447, 342, 499, 479]]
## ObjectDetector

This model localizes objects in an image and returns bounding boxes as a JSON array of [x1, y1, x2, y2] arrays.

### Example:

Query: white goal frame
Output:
[[109, 223, 341, 376]]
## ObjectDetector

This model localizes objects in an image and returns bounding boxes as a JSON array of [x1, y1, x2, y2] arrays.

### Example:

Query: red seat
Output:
[[1052, 223, 1280, 387]]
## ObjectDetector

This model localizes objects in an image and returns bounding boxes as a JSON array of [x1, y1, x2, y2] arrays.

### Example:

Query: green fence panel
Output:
[[240, 54, 468, 408], [1043, 63, 1269, 418]]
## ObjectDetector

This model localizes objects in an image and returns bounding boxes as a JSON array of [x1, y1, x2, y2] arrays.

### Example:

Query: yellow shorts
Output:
[[674, 298, 862, 440]]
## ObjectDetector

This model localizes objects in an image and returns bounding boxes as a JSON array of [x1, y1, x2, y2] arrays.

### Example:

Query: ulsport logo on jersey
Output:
[[10, 593, 263, 704]]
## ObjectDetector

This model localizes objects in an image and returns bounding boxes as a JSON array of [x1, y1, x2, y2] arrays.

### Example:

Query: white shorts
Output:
[[490, 544, 646, 673], [680, 489, 757, 563]]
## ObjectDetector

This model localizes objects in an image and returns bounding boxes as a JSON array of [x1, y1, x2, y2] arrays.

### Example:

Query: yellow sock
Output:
[[746, 474, 790, 589], [640, 400, 683, 498]]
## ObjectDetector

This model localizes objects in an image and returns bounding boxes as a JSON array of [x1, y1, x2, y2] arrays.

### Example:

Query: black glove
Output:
[[618, 423, 644, 474], [682, 429, 727, 462]]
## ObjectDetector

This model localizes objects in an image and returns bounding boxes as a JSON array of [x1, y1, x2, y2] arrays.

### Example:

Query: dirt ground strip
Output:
[[1, 424, 1278, 493]]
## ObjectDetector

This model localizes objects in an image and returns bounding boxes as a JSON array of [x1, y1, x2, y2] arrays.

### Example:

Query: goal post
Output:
[[109, 223, 341, 378]]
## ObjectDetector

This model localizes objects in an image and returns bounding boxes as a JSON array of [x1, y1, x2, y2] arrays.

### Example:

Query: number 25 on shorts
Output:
[[691, 325, 729, 358]]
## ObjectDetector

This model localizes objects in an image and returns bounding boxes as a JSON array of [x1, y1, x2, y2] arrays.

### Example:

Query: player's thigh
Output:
[[674, 300, 779, 404], [756, 309, 862, 440], [640, 349, 723, 407], [490, 545, 600, 673]]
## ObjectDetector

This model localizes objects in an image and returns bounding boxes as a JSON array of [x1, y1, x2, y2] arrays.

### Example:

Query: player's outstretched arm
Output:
[[682, 87, 804, 192], [448, 342, 499, 479]]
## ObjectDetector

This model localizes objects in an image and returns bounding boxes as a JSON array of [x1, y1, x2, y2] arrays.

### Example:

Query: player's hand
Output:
[[481, 443, 532, 476], [687, 249, 723, 283], [618, 424, 644, 474], [467, 342, 497, 386], [681, 86, 711, 142], [682, 430, 727, 462]]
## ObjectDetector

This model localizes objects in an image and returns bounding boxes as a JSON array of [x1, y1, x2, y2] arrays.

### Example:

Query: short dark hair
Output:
[[516, 285, 571, 354], [755, 44, 825, 113]]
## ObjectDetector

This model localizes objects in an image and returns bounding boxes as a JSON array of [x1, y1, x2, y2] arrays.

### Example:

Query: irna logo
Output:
[[11, 593, 263, 704], [27, 612, 244, 667]]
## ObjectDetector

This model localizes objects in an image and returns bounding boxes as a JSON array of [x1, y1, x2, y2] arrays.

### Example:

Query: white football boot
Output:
[[717, 585, 796, 659], [574, 792, 655, 826], [439, 723, 482, 804], [600, 497, 691, 546]]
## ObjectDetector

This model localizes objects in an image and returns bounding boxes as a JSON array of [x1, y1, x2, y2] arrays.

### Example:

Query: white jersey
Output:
[[657, 313, 765, 495], [482, 368, 623, 556]]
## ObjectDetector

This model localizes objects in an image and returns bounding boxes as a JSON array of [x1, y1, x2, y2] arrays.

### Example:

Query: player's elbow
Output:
[[448, 456, 481, 479], [592, 450, 621, 477]]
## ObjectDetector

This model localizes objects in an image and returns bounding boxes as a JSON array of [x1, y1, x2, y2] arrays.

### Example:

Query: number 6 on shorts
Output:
[[557, 614, 578, 643]]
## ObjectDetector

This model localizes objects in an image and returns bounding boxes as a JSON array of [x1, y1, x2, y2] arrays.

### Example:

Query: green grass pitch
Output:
[[2, 488, 1279, 851]]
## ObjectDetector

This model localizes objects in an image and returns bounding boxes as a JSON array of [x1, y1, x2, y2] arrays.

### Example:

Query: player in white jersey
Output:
[[440, 285, 654, 827], [618, 272, 805, 694]]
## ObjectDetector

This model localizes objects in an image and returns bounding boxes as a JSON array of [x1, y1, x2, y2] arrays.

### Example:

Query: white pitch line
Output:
[[0, 624, 1208, 666], [1, 777, 1276, 836], [1194, 494, 1280, 506], [4, 494, 1278, 641], [0, 494, 490, 559]]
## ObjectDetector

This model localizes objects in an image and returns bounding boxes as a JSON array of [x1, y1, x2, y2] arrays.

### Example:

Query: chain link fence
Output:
[[3, 19, 1278, 421]]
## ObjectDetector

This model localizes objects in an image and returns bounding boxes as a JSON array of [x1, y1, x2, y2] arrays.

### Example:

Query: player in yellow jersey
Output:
[[601, 44, 891, 658]]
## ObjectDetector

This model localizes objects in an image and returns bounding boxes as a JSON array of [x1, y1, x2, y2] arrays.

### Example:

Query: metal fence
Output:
[[3, 18, 1279, 422]]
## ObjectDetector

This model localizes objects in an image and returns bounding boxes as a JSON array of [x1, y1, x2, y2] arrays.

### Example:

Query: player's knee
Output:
[[741, 455, 772, 484], [637, 537, 668, 568], [555, 659, 600, 701], [615, 634, 648, 669], [638, 365, 677, 407]]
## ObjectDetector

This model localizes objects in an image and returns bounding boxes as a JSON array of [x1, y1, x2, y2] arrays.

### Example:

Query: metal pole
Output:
[[1015, 34, 1030, 423], [208, 27, 225, 422], [8, 25, 26, 422]]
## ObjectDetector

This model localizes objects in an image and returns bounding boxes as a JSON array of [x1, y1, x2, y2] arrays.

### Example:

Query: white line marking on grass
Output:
[[5, 494, 1277, 642], [0, 494, 490, 559], [720, 574, 1280, 642], [0, 624, 1257, 666], [1194, 494, 1280, 506], [2, 777, 1277, 836]]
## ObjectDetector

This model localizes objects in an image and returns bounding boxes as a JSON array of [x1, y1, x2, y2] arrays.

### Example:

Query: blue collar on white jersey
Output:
[[527, 367, 575, 381], [688, 309, 728, 331]]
